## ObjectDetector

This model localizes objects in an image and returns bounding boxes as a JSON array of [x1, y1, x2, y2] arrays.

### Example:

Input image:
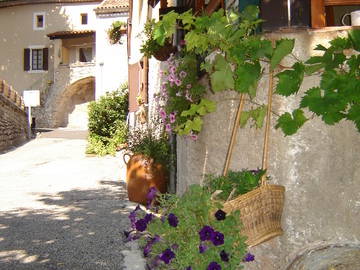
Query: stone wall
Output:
[[176, 28, 360, 269], [0, 80, 29, 152]]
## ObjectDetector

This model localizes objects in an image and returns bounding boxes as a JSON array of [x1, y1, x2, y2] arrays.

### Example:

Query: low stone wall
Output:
[[0, 80, 28, 152]]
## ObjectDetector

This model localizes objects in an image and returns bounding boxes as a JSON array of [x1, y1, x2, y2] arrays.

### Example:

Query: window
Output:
[[33, 12, 45, 30], [79, 47, 93, 62], [24, 47, 48, 72], [81, 13, 88, 25]]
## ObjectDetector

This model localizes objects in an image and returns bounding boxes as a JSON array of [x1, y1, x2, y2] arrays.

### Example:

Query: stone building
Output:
[[129, 0, 360, 269], [0, 0, 129, 129]]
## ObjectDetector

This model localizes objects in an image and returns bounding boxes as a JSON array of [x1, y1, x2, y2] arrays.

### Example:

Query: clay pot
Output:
[[124, 154, 168, 205]]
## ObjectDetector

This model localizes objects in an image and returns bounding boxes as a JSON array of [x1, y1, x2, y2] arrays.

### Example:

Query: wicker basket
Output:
[[222, 183, 285, 247]]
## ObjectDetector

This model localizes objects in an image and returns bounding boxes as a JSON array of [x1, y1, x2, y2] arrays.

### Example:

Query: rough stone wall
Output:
[[176, 28, 360, 269], [0, 81, 28, 152]]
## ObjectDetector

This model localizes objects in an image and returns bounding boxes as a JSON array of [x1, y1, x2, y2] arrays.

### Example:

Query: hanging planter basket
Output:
[[223, 181, 285, 247], [221, 66, 285, 247], [153, 42, 177, 61]]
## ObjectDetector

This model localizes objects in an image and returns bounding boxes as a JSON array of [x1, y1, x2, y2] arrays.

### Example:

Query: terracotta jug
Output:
[[125, 154, 168, 205]]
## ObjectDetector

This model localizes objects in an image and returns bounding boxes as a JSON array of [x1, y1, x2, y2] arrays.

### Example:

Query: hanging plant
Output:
[[107, 21, 127, 45]]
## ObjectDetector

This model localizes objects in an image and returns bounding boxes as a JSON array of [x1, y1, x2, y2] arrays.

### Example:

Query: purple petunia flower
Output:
[[128, 204, 141, 228], [215, 209, 227, 221], [169, 65, 176, 74], [135, 218, 147, 232], [146, 187, 158, 208], [185, 267, 192, 270], [171, 243, 179, 250], [143, 235, 160, 257], [167, 213, 178, 227], [144, 213, 154, 224], [159, 248, 176, 264], [207, 261, 221, 270], [169, 112, 176, 124], [243, 252, 255, 262], [211, 231, 224, 246], [186, 83, 192, 89], [220, 250, 229, 262], [199, 243, 208, 253], [179, 70, 187, 78], [199, 225, 215, 241]]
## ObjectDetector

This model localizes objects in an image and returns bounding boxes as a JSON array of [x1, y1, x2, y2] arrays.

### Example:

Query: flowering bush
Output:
[[124, 185, 254, 269], [156, 54, 216, 139]]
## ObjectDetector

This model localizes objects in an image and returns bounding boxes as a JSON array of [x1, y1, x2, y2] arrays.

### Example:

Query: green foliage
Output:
[[140, 19, 164, 58], [210, 54, 235, 92], [157, 54, 214, 136], [239, 105, 267, 128], [107, 21, 126, 44], [270, 39, 295, 70], [275, 29, 360, 134], [204, 169, 266, 201], [275, 109, 308, 136], [138, 185, 248, 269], [87, 84, 128, 155], [126, 125, 171, 168]]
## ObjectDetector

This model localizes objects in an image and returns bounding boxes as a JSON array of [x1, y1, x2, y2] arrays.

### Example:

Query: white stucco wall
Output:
[[95, 13, 128, 99]]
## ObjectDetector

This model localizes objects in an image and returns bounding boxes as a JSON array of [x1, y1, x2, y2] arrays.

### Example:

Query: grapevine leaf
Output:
[[320, 70, 338, 91], [349, 29, 360, 52], [253, 105, 267, 128], [210, 54, 234, 91], [314, 44, 327, 51], [181, 103, 199, 117], [239, 111, 251, 128], [306, 56, 323, 64], [275, 62, 305, 96], [329, 37, 350, 51], [179, 9, 194, 29], [300, 87, 323, 115], [322, 111, 345, 125], [347, 55, 360, 76], [347, 104, 360, 132], [275, 109, 308, 136], [270, 39, 295, 70], [234, 61, 261, 93], [304, 63, 325, 75], [191, 116, 203, 132], [199, 99, 216, 113]]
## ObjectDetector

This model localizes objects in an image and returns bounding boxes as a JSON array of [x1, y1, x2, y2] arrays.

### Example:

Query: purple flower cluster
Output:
[[167, 213, 178, 227], [159, 248, 176, 264], [199, 226, 224, 246]]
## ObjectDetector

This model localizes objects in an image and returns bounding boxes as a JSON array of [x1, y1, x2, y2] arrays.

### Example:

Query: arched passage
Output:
[[54, 76, 95, 129]]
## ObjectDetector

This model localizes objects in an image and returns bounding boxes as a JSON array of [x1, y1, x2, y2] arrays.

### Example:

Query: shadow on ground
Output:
[[0, 181, 133, 270]]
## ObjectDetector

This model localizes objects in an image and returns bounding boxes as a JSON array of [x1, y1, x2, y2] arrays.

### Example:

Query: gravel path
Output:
[[0, 130, 145, 270]]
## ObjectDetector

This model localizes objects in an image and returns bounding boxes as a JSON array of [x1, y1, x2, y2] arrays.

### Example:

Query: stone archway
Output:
[[54, 76, 95, 129]]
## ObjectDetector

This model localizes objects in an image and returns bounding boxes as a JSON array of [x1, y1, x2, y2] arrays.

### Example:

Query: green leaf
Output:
[[199, 99, 216, 113], [234, 61, 261, 93], [239, 111, 251, 128], [275, 62, 305, 96], [191, 116, 203, 132], [306, 56, 323, 64], [300, 87, 323, 115], [329, 37, 350, 51], [210, 54, 234, 91], [270, 39, 295, 70], [275, 109, 308, 136], [252, 105, 267, 128], [347, 104, 360, 132], [304, 63, 325, 75], [314, 44, 327, 51], [349, 29, 360, 52], [181, 103, 199, 117]]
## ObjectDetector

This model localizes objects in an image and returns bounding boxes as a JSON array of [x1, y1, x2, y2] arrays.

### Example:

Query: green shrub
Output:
[[87, 84, 128, 156]]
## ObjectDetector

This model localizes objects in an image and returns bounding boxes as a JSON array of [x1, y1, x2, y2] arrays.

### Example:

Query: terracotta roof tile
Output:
[[47, 30, 95, 39], [95, 0, 129, 14]]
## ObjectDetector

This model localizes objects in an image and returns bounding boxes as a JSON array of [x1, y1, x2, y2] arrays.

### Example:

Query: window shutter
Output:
[[24, 48, 30, 71], [43, 47, 49, 70]]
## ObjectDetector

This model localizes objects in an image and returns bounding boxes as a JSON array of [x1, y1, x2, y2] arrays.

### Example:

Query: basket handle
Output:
[[123, 152, 132, 165], [222, 93, 245, 177], [261, 54, 275, 186]]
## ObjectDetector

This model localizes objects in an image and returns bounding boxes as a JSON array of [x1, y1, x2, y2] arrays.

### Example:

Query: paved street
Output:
[[0, 129, 145, 270]]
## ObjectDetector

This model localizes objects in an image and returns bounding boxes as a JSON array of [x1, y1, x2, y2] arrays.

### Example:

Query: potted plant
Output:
[[107, 20, 127, 45], [124, 125, 171, 206], [140, 19, 177, 61], [124, 185, 255, 269]]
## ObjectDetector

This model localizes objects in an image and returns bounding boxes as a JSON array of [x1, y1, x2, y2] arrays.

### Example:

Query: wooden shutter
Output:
[[24, 48, 30, 71], [43, 47, 49, 70]]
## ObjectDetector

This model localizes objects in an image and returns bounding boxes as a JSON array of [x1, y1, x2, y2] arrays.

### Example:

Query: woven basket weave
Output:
[[222, 183, 285, 247]]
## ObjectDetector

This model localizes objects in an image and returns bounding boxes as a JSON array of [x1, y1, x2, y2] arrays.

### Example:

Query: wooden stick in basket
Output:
[[222, 93, 245, 177], [261, 63, 274, 185]]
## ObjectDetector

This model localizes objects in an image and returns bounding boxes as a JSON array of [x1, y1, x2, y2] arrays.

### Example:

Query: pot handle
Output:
[[123, 152, 132, 165], [341, 13, 351, 26]]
